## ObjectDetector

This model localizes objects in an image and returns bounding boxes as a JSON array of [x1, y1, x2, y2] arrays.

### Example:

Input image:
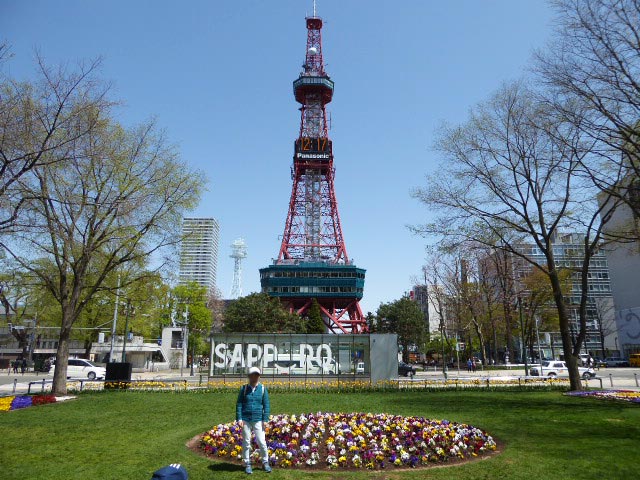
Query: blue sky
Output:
[[1, 1, 553, 313]]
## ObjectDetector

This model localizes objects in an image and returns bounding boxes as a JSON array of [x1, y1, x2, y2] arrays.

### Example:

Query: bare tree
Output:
[[412, 82, 624, 390], [0, 42, 12, 64], [537, 0, 640, 215], [1, 110, 204, 394], [593, 296, 617, 357], [0, 57, 111, 233]]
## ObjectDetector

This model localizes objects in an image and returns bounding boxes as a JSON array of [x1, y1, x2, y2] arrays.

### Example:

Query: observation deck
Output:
[[293, 75, 334, 104], [259, 262, 365, 305]]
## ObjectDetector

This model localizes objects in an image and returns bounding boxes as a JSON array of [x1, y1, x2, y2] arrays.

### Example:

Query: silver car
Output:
[[530, 361, 595, 379]]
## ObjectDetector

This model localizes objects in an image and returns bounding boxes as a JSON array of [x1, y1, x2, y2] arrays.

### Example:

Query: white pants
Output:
[[242, 421, 268, 465]]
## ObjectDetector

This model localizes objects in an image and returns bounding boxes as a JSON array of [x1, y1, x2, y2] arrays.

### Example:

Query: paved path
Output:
[[2, 367, 638, 395]]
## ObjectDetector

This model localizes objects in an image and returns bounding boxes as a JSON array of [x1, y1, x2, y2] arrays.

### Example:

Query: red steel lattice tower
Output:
[[260, 11, 367, 334]]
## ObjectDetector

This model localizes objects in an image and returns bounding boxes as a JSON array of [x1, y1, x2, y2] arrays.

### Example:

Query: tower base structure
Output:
[[260, 262, 367, 334]]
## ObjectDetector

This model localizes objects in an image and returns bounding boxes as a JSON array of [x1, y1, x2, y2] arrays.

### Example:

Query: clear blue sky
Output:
[[1, 1, 553, 313]]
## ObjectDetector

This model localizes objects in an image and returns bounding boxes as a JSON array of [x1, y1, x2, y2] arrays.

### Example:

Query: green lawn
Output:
[[0, 390, 638, 480]]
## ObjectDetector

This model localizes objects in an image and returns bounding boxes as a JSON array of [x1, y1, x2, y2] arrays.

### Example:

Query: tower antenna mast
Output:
[[229, 238, 247, 299], [260, 9, 368, 334]]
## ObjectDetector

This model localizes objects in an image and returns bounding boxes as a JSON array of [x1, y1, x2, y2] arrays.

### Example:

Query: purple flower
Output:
[[10, 396, 32, 410]]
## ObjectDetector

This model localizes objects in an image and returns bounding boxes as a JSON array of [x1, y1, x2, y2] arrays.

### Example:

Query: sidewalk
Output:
[[416, 366, 640, 390]]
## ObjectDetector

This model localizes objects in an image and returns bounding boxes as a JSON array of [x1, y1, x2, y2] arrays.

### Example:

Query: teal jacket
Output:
[[236, 383, 270, 423]]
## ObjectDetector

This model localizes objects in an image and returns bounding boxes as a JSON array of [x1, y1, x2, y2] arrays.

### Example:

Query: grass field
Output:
[[0, 390, 638, 480]]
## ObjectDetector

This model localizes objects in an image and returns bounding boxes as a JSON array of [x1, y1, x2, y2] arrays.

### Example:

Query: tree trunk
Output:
[[492, 321, 499, 365], [52, 325, 71, 395], [503, 301, 514, 362], [11, 330, 29, 360], [548, 270, 582, 390], [471, 319, 487, 365], [84, 338, 93, 358], [402, 344, 410, 363]]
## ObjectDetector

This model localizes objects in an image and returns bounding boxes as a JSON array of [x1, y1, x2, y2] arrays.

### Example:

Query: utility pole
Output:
[[109, 275, 121, 362]]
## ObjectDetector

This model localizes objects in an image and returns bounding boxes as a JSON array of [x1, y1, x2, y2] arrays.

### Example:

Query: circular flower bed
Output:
[[567, 389, 640, 403], [199, 412, 497, 470]]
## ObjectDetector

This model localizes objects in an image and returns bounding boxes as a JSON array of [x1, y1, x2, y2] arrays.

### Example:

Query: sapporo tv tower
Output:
[[260, 7, 367, 333]]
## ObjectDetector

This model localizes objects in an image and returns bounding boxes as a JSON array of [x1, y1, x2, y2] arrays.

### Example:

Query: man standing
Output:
[[236, 366, 271, 474]]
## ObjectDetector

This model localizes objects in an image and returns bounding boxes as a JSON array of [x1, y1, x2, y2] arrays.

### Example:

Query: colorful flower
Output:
[[200, 412, 496, 470], [566, 389, 640, 403]]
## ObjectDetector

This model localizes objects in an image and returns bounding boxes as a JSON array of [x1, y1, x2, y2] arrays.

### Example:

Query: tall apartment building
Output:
[[410, 285, 443, 336], [511, 233, 616, 358], [179, 217, 220, 292]]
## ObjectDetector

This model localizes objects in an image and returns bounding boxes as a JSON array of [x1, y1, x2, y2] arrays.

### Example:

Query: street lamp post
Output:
[[440, 324, 447, 379], [455, 333, 460, 376], [178, 305, 189, 377], [121, 299, 133, 363], [535, 315, 544, 376], [518, 296, 529, 376], [190, 333, 196, 377]]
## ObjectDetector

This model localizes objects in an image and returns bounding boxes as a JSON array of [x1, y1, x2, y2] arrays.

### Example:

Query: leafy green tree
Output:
[[172, 281, 213, 360], [172, 282, 212, 332], [365, 311, 377, 333], [223, 293, 304, 333], [0, 72, 204, 394], [376, 297, 426, 363], [304, 299, 326, 334]]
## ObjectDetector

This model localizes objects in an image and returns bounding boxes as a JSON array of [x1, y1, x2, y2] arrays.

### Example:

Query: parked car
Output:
[[603, 357, 630, 367], [398, 361, 416, 378], [355, 361, 365, 374], [52, 358, 106, 380], [529, 361, 595, 379]]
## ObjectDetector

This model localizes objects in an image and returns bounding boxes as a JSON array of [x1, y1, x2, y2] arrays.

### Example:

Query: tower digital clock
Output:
[[294, 137, 332, 157]]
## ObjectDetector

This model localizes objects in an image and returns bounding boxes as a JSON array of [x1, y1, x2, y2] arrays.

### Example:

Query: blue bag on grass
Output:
[[151, 463, 188, 479]]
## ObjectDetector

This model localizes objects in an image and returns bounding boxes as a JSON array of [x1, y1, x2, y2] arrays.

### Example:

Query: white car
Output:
[[355, 362, 365, 374], [54, 358, 106, 380], [530, 361, 595, 379]]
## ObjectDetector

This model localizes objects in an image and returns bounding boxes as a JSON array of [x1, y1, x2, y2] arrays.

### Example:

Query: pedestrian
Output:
[[236, 366, 271, 475], [21, 357, 27, 375], [472, 359, 477, 373], [12, 358, 19, 374], [466, 358, 472, 373]]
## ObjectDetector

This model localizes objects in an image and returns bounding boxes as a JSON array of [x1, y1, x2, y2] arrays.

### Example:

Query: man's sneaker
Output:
[[245, 465, 253, 474], [263, 463, 272, 473]]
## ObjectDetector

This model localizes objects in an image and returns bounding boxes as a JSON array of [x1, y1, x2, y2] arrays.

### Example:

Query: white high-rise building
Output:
[[179, 217, 220, 291]]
